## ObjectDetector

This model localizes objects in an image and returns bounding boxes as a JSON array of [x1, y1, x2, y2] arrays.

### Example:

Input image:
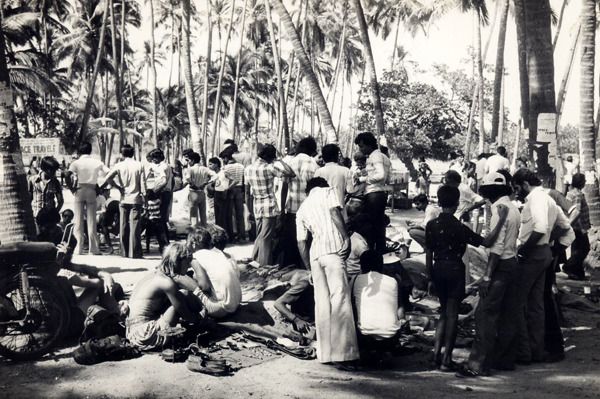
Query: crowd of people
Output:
[[24, 132, 593, 377]]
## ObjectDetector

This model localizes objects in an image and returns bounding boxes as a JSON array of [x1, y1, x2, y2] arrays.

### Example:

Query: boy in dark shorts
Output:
[[425, 185, 508, 371]]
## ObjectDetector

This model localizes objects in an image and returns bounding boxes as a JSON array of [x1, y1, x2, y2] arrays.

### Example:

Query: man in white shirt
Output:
[[184, 152, 214, 227], [486, 146, 510, 174], [314, 144, 356, 208], [354, 132, 391, 253], [511, 168, 557, 364], [148, 149, 173, 243], [460, 172, 521, 377], [190, 225, 242, 318], [562, 155, 578, 193], [68, 142, 109, 255], [101, 145, 146, 258], [352, 250, 402, 341], [296, 177, 359, 364], [444, 170, 485, 224]]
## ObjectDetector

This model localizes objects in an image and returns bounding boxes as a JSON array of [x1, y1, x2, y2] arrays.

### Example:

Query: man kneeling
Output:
[[353, 250, 402, 354]]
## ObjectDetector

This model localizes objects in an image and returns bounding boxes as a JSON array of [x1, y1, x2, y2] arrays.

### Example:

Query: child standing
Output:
[[145, 190, 168, 254], [29, 156, 64, 221], [425, 185, 508, 371]]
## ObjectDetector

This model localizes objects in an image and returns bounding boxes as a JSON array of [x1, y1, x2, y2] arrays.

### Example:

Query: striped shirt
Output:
[[296, 187, 345, 261], [146, 198, 162, 220], [29, 174, 63, 216], [223, 162, 245, 187], [244, 158, 285, 218], [567, 188, 591, 232], [286, 153, 319, 213]]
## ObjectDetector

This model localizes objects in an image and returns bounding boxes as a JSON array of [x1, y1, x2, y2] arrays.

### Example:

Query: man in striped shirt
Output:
[[280, 137, 319, 267], [221, 149, 247, 242], [244, 144, 295, 267], [296, 177, 359, 364]]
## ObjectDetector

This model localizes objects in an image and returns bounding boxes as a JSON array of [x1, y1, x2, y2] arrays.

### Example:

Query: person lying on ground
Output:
[[407, 194, 441, 250], [274, 269, 315, 334], [126, 243, 203, 350], [425, 185, 508, 372]]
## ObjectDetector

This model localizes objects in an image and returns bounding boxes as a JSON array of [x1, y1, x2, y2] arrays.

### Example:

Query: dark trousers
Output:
[[160, 191, 172, 243], [468, 258, 520, 371], [246, 191, 257, 241], [277, 213, 301, 267], [253, 216, 277, 266], [119, 203, 142, 259], [145, 218, 168, 253], [214, 191, 230, 235], [364, 192, 388, 253], [227, 186, 246, 240], [544, 264, 564, 356], [516, 245, 553, 362], [563, 230, 590, 279]]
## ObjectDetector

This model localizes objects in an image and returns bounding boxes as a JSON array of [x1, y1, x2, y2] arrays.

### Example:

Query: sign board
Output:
[[20, 137, 64, 159], [537, 113, 557, 167]]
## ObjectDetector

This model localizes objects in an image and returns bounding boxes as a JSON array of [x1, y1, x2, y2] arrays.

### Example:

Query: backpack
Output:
[[80, 305, 124, 343], [73, 335, 141, 365]]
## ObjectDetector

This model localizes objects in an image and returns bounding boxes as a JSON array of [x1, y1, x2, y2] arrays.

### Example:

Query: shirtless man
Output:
[[126, 243, 203, 350]]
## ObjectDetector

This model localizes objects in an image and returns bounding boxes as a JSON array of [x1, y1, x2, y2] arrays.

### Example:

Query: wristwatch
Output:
[[482, 276, 491, 282]]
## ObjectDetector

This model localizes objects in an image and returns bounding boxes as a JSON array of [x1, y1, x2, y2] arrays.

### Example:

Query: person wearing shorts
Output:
[[425, 185, 507, 371]]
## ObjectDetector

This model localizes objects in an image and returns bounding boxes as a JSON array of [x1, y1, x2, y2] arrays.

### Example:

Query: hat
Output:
[[481, 172, 507, 187]]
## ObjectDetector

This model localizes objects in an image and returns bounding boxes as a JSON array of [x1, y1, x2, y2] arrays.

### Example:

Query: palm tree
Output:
[[200, 0, 213, 156], [490, 0, 509, 142], [147, 0, 159, 146], [109, 0, 124, 149], [270, 0, 336, 143], [231, 0, 249, 142], [181, 0, 204, 160], [524, 0, 555, 172], [350, 0, 384, 143], [211, 0, 237, 155], [78, 0, 110, 145], [0, 26, 36, 243], [264, 0, 289, 150], [513, 0, 529, 134], [580, 0, 600, 225]]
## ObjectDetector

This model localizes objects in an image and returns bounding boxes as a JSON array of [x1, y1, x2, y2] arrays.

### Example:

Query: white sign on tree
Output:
[[537, 113, 557, 167]]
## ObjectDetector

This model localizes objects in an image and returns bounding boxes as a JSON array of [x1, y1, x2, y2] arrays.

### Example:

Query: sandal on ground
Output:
[[186, 354, 234, 376], [455, 366, 489, 378], [439, 361, 459, 372]]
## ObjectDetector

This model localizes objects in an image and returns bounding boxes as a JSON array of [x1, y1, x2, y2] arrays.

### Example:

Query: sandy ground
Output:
[[2, 198, 600, 398]]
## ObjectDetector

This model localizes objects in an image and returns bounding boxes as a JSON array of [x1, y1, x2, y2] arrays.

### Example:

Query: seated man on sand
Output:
[[406, 194, 441, 250], [126, 243, 203, 350], [176, 226, 242, 318]]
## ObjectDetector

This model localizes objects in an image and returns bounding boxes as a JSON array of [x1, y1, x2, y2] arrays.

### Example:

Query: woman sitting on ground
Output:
[[126, 242, 203, 350]]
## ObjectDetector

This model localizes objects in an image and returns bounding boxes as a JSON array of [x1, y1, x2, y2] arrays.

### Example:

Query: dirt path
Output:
[[2, 219, 600, 398]]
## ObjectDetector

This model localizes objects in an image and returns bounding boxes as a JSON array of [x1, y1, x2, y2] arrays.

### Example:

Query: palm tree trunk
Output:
[[0, 27, 36, 243], [120, 0, 127, 144], [149, 0, 158, 147], [336, 68, 345, 131], [327, 13, 347, 104], [200, 0, 213, 156], [231, 0, 249, 142], [109, 0, 123, 156], [265, 0, 290, 150], [289, 68, 302, 137], [498, 73, 505, 145], [271, 0, 336, 143], [514, 0, 530, 132], [211, 0, 237, 155], [351, 0, 384, 144], [580, 0, 600, 225], [181, 0, 204, 162], [79, 0, 109, 145], [390, 17, 401, 72], [525, 0, 556, 174], [491, 0, 509, 141], [553, 0, 569, 50], [476, 11, 485, 154]]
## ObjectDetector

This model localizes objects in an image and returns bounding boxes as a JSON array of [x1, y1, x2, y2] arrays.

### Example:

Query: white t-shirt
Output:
[[193, 248, 242, 314], [352, 271, 401, 339], [486, 154, 510, 174]]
